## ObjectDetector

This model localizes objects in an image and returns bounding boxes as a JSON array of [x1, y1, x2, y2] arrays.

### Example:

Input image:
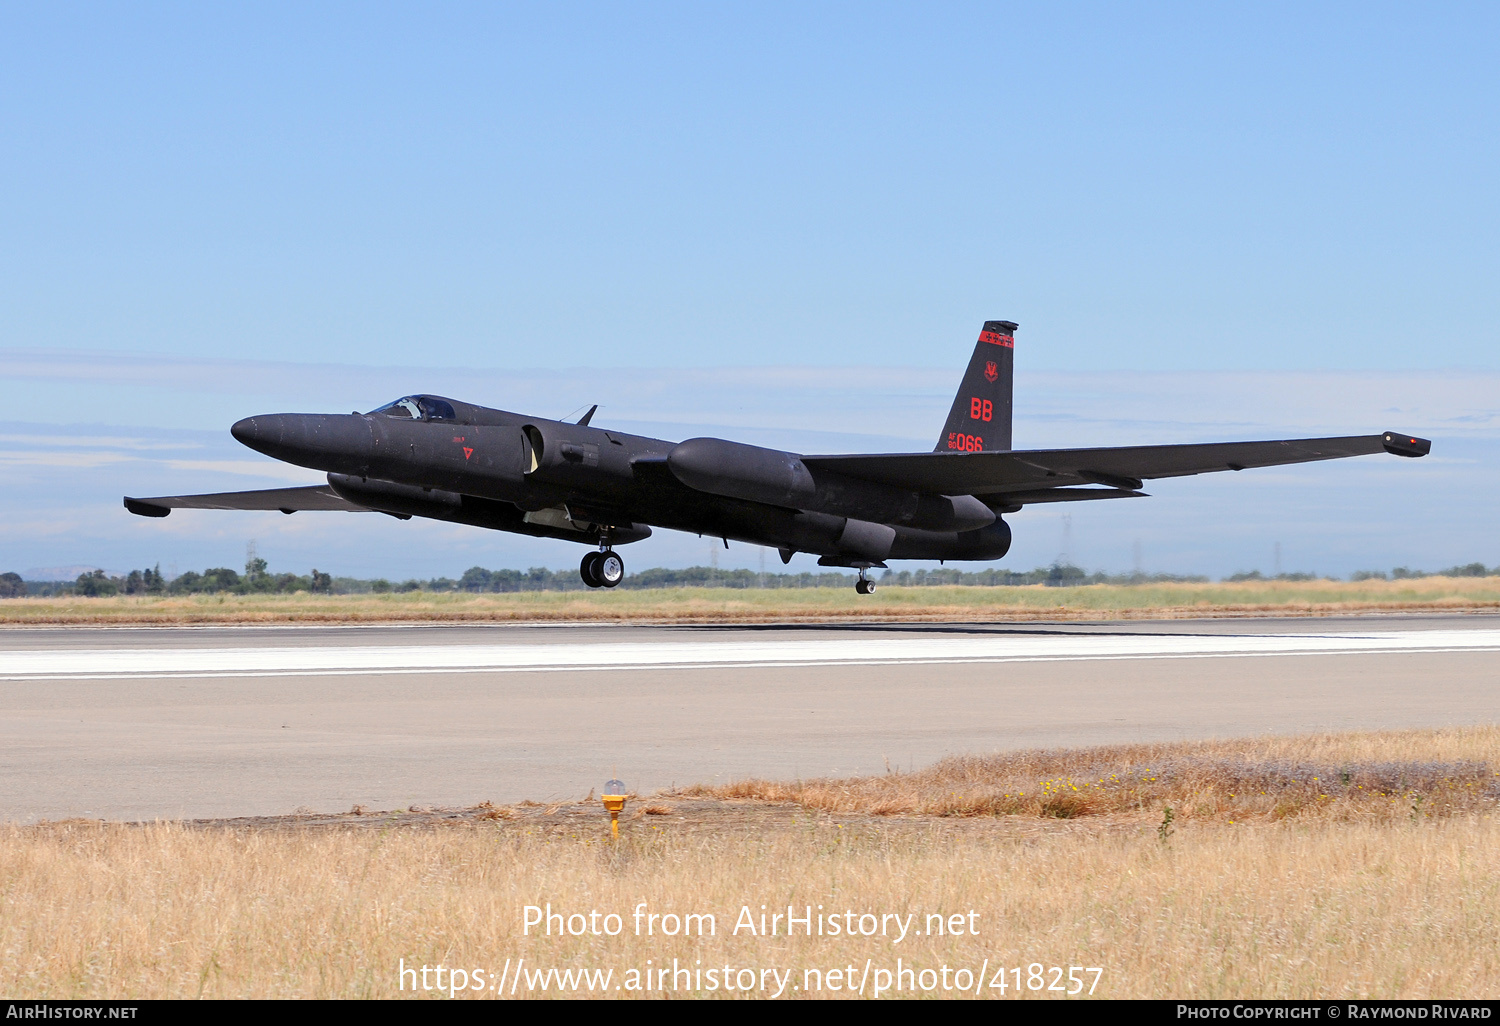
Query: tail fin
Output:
[[936, 320, 1015, 452]]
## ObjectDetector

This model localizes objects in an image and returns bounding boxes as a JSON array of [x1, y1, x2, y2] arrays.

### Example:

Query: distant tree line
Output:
[[1, 560, 1495, 597], [165, 557, 335, 596], [443, 565, 862, 592], [2, 560, 335, 598], [1224, 571, 1326, 582], [436, 564, 1216, 592], [1350, 563, 1496, 581], [882, 566, 1211, 587], [1228, 563, 1500, 583]]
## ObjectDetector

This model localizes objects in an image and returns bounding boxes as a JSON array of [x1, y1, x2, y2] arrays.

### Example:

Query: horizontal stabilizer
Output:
[[123, 485, 369, 517]]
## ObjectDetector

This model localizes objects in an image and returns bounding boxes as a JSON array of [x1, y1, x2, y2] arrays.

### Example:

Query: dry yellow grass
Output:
[[3, 575, 1499, 625], [3, 728, 1498, 999], [677, 727, 1500, 823]]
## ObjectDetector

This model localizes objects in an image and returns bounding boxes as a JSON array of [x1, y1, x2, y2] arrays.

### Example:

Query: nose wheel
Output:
[[580, 549, 625, 588], [855, 569, 875, 595]]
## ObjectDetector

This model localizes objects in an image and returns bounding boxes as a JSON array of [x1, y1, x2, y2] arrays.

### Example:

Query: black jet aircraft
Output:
[[125, 321, 1430, 593]]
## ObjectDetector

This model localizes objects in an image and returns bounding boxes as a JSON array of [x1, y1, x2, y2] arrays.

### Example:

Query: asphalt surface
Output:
[[2, 614, 1497, 823]]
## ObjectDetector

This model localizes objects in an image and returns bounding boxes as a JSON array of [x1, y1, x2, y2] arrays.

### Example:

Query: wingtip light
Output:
[[1381, 432, 1431, 458]]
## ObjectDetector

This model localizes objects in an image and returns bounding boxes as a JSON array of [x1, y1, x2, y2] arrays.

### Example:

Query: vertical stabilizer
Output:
[[936, 320, 1015, 452]]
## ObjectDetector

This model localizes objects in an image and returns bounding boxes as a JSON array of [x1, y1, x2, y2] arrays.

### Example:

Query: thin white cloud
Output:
[[0, 512, 93, 539], [0, 447, 316, 480], [0, 433, 200, 451], [1016, 370, 1500, 445], [0, 450, 135, 469], [161, 460, 326, 483], [4, 348, 1496, 444]]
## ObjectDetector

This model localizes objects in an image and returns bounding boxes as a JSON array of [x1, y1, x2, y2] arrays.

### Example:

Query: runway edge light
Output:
[[602, 779, 627, 840]]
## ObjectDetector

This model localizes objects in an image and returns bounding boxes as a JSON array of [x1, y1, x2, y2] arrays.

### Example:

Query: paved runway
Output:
[[2, 614, 1497, 822]]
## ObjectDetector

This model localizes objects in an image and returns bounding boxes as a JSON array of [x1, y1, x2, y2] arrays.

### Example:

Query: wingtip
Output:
[[123, 497, 171, 518], [1381, 432, 1431, 458]]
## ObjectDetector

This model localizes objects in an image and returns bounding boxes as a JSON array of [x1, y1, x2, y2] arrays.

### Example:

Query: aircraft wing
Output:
[[124, 485, 369, 518], [801, 431, 1430, 499]]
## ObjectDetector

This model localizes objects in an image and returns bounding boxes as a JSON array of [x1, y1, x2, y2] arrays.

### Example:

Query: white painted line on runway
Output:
[[3, 629, 1500, 680]]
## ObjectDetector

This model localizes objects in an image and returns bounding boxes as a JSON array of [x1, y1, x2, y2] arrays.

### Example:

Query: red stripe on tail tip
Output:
[[979, 331, 1014, 347]]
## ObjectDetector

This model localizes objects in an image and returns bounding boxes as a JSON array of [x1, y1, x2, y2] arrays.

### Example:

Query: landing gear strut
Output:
[[854, 568, 876, 595], [580, 543, 625, 588]]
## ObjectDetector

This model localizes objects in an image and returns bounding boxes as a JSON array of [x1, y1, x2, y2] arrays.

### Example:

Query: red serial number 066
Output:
[[948, 432, 984, 451]]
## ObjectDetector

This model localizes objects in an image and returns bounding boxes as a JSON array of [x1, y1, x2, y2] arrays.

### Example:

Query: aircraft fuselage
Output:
[[229, 404, 1013, 566]]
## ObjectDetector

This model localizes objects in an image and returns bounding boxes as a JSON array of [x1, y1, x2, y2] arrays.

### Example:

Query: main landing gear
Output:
[[580, 548, 625, 588], [854, 568, 876, 595]]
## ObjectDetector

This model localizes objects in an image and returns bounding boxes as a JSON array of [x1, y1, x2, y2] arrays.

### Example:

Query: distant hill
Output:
[[21, 565, 107, 581]]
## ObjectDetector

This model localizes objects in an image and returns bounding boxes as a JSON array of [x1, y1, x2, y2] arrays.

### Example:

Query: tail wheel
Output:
[[597, 551, 625, 588], [580, 552, 603, 588], [855, 579, 873, 595]]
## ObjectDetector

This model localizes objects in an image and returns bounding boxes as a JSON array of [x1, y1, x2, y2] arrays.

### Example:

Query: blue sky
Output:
[[1, 3, 1496, 579]]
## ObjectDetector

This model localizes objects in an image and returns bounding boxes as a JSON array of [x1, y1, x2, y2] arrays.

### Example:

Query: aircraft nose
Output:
[[231, 414, 295, 453], [231, 416, 264, 447], [228, 413, 370, 474]]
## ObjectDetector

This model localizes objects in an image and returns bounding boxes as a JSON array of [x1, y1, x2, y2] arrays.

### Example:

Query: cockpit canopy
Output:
[[368, 395, 457, 421]]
